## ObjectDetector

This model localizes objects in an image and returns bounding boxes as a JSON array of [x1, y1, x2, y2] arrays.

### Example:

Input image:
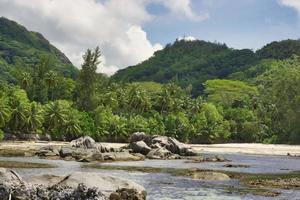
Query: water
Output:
[[1, 153, 300, 200], [102, 153, 300, 174]]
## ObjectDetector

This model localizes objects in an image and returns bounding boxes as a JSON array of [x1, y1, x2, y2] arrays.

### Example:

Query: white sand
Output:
[[190, 143, 300, 156]]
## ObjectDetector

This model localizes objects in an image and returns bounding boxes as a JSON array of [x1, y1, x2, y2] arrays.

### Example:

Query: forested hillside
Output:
[[113, 39, 300, 94], [0, 17, 78, 82], [1, 18, 300, 144]]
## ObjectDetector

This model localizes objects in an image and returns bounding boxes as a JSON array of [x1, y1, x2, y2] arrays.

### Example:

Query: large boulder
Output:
[[29, 171, 146, 199], [70, 136, 96, 149], [129, 141, 151, 155], [0, 168, 35, 200], [0, 168, 146, 199], [148, 135, 198, 156]]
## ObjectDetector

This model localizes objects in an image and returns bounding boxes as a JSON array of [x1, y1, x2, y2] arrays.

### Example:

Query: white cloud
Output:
[[152, 0, 209, 21], [0, 0, 206, 75], [280, 0, 300, 14]]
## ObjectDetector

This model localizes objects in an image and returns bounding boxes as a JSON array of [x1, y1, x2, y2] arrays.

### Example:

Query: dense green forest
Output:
[[0, 18, 300, 144], [113, 39, 300, 95], [0, 17, 78, 83]]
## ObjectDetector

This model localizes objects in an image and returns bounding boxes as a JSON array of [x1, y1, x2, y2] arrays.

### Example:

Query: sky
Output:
[[0, 0, 299, 75]]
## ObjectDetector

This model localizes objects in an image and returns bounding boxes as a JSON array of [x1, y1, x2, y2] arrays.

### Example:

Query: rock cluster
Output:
[[0, 168, 146, 200], [36, 136, 144, 162], [128, 132, 198, 159]]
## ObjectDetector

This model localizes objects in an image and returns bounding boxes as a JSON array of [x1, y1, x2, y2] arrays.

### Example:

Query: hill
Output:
[[0, 17, 77, 82], [113, 39, 300, 94]]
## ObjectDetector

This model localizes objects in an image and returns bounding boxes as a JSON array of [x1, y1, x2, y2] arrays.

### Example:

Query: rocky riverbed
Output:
[[0, 134, 300, 199]]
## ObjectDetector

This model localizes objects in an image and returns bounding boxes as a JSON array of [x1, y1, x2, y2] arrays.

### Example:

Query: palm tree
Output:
[[18, 72, 32, 91], [128, 85, 151, 113], [0, 98, 11, 128], [45, 71, 58, 100], [8, 103, 28, 133], [25, 102, 43, 134], [44, 101, 66, 131], [64, 112, 82, 140]]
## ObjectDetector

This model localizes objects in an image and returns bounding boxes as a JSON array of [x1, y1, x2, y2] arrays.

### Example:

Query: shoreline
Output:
[[190, 143, 300, 156], [0, 141, 299, 156]]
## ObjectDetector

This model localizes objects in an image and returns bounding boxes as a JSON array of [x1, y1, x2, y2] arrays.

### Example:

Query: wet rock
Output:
[[70, 136, 96, 149], [130, 141, 151, 155]]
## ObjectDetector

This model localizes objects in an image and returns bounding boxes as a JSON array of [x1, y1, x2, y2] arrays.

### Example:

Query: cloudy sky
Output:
[[0, 0, 299, 75]]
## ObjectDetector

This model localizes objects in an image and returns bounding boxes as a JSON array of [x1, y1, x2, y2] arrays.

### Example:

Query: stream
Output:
[[1, 153, 300, 200]]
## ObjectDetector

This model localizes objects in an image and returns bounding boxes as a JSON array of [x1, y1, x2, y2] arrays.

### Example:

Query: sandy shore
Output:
[[0, 141, 299, 156], [191, 143, 300, 156]]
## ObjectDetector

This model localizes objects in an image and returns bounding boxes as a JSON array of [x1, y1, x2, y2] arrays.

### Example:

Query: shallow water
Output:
[[102, 153, 300, 174], [1, 153, 300, 200]]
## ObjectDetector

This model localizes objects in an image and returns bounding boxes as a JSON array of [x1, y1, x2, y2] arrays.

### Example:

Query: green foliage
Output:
[[25, 102, 44, 134], [76, 47, 101, 111], [204, 79, 258, 108], [257, 39, 300, 60], [256, 56, 300, 143], [1, 19, 300, 144], [0, 17, 78, 81], [113, 40, 259, 95], [0, 129, 3, 140]]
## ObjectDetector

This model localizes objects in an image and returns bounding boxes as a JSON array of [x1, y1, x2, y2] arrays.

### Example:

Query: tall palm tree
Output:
[[44, 101, 66, 131], [45, 71, 58, 100], [25, 102, 43, 134], [0, 98, 11, 128]]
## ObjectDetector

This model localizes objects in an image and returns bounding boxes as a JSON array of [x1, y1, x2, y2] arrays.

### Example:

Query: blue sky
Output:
[[145, 0, 300, 50]]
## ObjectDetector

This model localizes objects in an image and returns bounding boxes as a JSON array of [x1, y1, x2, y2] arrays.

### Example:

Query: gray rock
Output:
[[29, 171, 146, 199], [36, 145, 61, 158], [0, 168, 35, 200], [0, 168, 146, 200], [130, 132, 149, 143], [70, 136, 96, 149], [146, 147, 173, 159], [129, 141, 151, 155]]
